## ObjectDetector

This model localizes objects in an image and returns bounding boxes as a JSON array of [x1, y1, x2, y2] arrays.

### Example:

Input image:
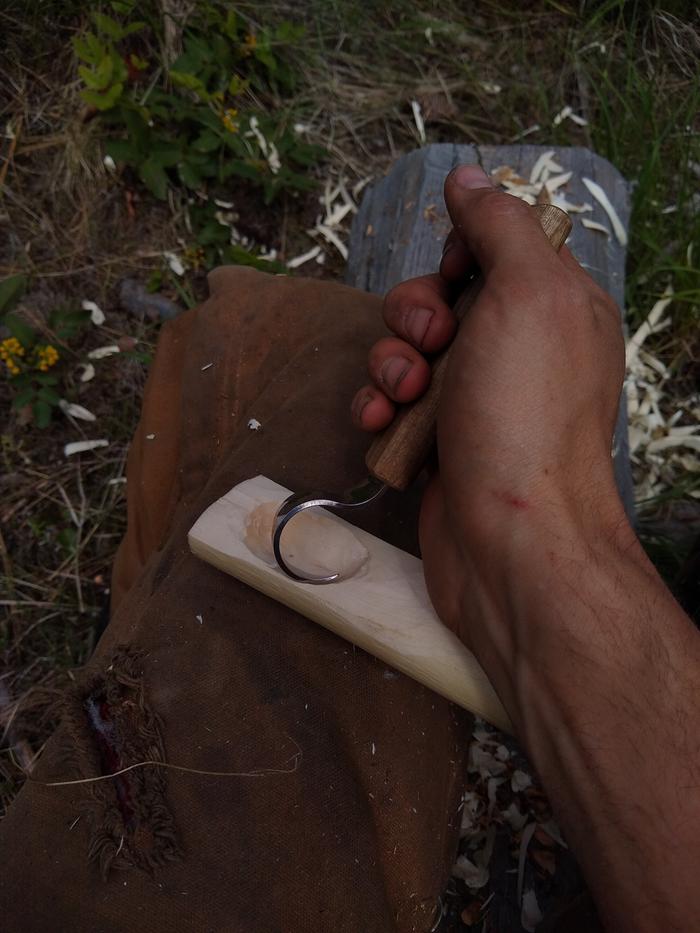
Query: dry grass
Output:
[[1, 0, 699, 824]]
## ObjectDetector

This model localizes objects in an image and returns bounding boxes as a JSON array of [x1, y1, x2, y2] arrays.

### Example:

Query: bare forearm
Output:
[[485, 520, 700, 932]]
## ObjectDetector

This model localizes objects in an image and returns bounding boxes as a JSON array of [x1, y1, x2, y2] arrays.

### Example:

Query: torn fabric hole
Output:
[[60, 646, 181, 879]]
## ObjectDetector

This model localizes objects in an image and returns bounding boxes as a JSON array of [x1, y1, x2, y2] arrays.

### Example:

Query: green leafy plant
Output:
[[74, 4, 325, 211], [185, 200, 287, 272], [1, 298, 91, 429]]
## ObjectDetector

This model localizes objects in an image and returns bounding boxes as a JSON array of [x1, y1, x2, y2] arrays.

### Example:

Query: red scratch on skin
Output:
[[492, 490, 530, 510]]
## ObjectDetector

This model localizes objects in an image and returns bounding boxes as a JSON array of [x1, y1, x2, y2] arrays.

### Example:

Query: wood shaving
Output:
[[552, 105, 588, 127], [302, 173, 368, 265], [410, 99, 426, 144], [64, 439, 109, 457], [82, 299, 105, 326], [493, 158, 590, 213], [454, 721, 568, 915], [582, 176, 628, 245], [87, 345, 120, 360], [529, 150, 555, 185], [163, 251, 184, 276], [550, 193, 592, 213], [315, 223, 349, 260], [490, 165, 528, 186], [517, 822, 537, 906], [581, 218, 611, 236], [453, 855, 489, 891], [286, 245, 322, 269], [59, 400, 96, 422], [544, 171, 572, 192], [624, 284, 699, 502], [510, 123, 540, 141], [521, 889, 544, 933], [245, 116, 281, 175], [511, 769, 532, 792]]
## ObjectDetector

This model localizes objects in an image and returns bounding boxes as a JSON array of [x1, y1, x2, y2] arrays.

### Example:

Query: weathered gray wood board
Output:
[[346, 143, 635, 520]]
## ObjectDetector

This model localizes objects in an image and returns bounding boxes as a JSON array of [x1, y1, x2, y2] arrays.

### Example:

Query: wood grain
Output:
[[188, 475, 512, 733]]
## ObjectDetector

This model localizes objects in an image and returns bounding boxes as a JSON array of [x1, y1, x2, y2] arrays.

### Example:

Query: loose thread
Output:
[[14, 742, 302, 788]]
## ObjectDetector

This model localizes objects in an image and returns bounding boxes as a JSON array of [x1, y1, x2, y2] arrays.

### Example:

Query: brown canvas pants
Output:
[[0, 268, 472, 932]]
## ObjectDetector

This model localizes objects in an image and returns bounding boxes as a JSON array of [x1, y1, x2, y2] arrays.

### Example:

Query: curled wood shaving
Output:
[[581, 218, 611, 236], [79, 363, 95, 383], [553, 105, 572, 125], [582, 176, 628, 245], [626, 285, 674, 368], [82, 299, 105, 326], [87, 345, 120, 360], [624, 283, 699, 501]]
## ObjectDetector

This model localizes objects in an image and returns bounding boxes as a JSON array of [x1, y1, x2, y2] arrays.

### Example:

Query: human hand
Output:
[[351, 164, 629, 717], [353, 164, 700, 933]]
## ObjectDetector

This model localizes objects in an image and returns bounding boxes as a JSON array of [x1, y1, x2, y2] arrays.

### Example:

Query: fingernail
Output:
[[353, 392, 372, 421], [380, 356, 411, 392], [451, 164, 492, 189], [405, 307, 433, 346]]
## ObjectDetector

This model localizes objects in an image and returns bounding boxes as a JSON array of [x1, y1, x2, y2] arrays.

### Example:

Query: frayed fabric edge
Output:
[[59, 646, 182, 879]]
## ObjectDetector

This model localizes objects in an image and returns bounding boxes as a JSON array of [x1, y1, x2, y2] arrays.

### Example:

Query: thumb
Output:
[[443, 164, 562, 278]]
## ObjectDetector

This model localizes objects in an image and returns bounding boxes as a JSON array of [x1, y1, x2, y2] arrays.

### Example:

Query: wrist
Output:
[[454, 480, 666, 723]]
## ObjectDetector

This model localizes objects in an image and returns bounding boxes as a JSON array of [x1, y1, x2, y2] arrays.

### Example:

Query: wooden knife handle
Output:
[[365, 203, 572, 491]]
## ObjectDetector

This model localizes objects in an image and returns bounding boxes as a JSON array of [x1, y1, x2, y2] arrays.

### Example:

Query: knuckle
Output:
[[383, 281, 413, 319]]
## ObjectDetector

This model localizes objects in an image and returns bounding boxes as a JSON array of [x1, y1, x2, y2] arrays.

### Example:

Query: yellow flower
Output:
[[1, 337, 26, 376], [221, 107, 239, 134], [243, 33, 257, 54], [183, 245, 206, 270], [32, 344, 59, 372]]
